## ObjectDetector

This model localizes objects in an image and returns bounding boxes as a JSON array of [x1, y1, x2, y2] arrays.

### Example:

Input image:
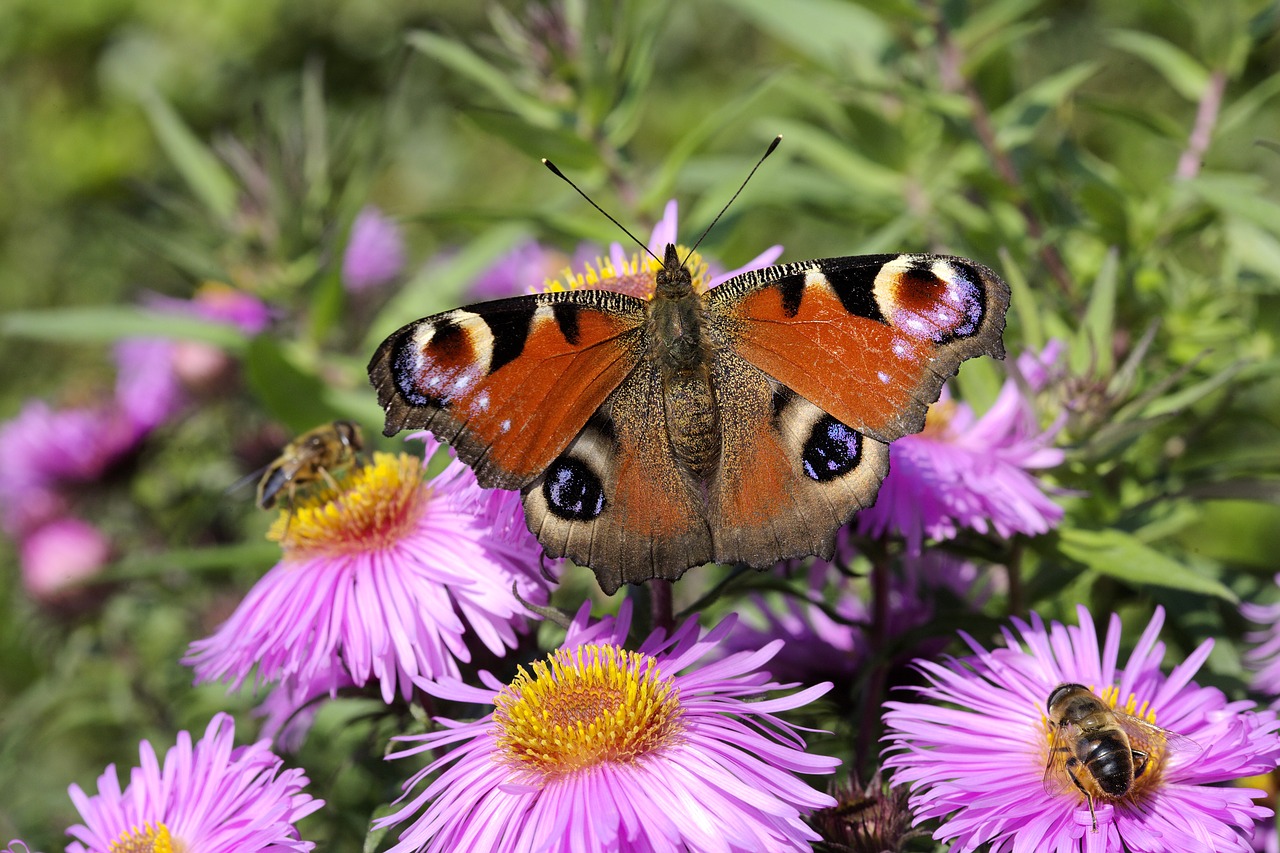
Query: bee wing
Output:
[[1042, 717, 1085, 798], [1114, 711, 1200, 771]]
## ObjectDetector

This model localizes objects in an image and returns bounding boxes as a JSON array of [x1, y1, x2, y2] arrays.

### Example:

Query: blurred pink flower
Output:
[[1244, 575, 1280, 706], [20, 517, 111, 601], [0, 401, 137, 537], [342, 206, 406, 292]]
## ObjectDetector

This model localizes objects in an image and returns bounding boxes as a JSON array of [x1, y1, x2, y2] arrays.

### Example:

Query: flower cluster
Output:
[[0, 284, 269, 602], [884, 606, 1280, 852], [377, 602, 839, 852]]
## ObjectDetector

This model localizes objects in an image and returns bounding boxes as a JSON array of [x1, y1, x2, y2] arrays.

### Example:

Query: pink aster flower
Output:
[[883, 605, 1280, 853], [185, 436, 550, 703], [1244, 575, 1280, 705], [377, 601, 840, 852], [342, 205, 406, 292], [65, 713, 321, 853], [857, 341, 1067, 553]]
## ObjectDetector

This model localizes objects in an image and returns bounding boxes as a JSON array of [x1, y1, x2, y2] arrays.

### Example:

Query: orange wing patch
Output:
[[709, 254, 1008, 443], [368, 291, 647, 489]]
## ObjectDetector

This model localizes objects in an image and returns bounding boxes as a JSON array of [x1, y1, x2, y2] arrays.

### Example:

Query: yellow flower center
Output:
[[541, 246, 712, 299], [271, 452, 428, 558], [921, 399, 958, 438], [109, 823, 179, 853], [492, 643, 686, 784]]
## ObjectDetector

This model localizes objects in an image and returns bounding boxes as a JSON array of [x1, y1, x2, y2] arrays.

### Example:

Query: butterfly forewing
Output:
[[707, 254, 1010, 443], [368, 290, 648, 489]]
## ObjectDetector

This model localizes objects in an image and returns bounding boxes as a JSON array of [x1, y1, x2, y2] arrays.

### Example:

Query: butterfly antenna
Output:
[[542, 159, 663, 265], [684, 135, 782, 264]]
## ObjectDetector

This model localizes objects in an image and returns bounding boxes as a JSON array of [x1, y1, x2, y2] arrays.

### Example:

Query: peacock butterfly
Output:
[[368, 163, 1010, 594]]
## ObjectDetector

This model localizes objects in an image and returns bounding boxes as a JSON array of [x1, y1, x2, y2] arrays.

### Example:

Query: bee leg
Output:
[[320, 466, 341, 491], [1064, 761, 1098, 832], [1131, 749, 1150, 779], [283, 482, 297, 536]]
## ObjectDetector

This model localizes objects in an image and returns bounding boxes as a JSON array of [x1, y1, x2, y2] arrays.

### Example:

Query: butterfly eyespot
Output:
[[878, 261, 986, 344], [801, 416, 862, 482], [543, 457, 606, 521]]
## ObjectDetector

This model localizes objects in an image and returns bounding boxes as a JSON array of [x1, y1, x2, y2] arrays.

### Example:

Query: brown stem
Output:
[[854, 549, 893, 767], [1176, 70, 1227, 180], [650, 579, 674, 635]]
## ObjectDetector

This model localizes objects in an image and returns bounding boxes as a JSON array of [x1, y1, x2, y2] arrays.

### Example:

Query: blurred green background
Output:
[[3, 0, 1280, 848]]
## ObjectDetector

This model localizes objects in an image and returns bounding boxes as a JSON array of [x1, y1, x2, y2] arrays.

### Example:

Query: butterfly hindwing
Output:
[[708, 350, 891, 567], [707, 253, 1010, 443], [367, 290, 648, 489], [522, 362, 714, 593]]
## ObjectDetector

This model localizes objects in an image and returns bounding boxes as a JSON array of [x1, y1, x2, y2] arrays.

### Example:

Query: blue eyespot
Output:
[[802, 416, 862, 482], [543, 457, 606, 520]]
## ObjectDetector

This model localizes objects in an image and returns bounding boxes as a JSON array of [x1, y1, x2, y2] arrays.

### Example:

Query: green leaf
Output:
[[1078, 248, 1118, 375], [1107, 30, 1210, 102], [0, 307, 248, 350], [998, 249, 1043, 350], [102, 542, 280, 582], [406, 31, 559, 127], [465, 112, 599, 168], [1140, 358, 1245, 418], [1058, 528, 1237, 601], [243, 337, 349, 431], [139, 93, 239, 221], [716, 0, 892, 77], [992, 62, 1100, 148], [364, 224, 527, 349], [766, 119, 904, 199]]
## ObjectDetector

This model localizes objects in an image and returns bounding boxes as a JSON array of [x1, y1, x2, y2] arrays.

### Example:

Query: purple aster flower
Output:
[[1244, 575, 1280, 705], [185, 436, 550, 703], [377, 601, 840, 852], [883, 605, 1280, 852], [116, 284, 274, 426], [3, 842, 35, 853], [856, 341, 1067, 553], [342, 205, 406, 292], [65, 713, 321, 852]]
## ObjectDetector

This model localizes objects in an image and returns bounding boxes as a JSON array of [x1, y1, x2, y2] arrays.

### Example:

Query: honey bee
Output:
[[256, 420, 364, 510], [1043, 682, 1193, 830]]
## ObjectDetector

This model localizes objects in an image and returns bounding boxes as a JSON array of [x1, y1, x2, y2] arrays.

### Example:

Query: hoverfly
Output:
[[1043, 682, 1195, 830], [256, 420, 364, 510]]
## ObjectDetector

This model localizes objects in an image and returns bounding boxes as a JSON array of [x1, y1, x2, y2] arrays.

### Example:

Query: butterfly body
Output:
[[370, 245, 1008, 593]]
